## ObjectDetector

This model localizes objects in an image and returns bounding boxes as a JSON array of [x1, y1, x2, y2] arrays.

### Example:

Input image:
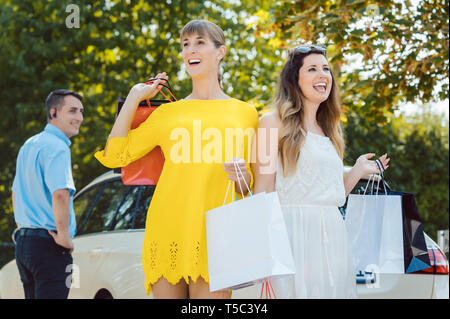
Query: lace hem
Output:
[[145, 271, 210, 295], [142, 239, 210, 295]]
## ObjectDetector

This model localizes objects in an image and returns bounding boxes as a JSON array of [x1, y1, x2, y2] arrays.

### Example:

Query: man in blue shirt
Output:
[[12, 89, 84, 299]]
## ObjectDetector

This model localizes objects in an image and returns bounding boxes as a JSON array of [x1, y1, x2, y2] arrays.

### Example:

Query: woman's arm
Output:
[[344, 163, 366, 197], [344, 153, 390, 196], [251, 112, 280, 195], [223, 112, 280, 195], [105, 73, 168, 152], [223, 160, 252, 195]]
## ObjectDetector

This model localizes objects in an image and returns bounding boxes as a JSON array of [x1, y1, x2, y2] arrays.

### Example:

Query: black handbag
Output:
[[375, 160, 431, 273]]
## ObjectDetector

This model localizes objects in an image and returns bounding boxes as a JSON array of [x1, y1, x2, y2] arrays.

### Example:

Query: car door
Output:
[[69, 181, 110, 298], [70, 178, 155, 299]]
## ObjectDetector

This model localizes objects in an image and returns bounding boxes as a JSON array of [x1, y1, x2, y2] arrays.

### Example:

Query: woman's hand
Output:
[[108, 72, 168, 140], [344, 153, 390, 197], [223, 158, 251, 194], [127, 72, 168, 102], [355, 153, 390, 177]]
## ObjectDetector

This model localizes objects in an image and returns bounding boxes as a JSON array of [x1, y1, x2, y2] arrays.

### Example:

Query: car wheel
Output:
[[94, 289, 113, 299]]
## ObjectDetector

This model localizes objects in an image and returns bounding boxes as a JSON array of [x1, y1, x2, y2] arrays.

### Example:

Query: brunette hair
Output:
[[274, 48, 345, 177]]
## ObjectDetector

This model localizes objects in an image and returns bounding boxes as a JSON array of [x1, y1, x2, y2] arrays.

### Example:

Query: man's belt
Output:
[[17, 228, 54, 239]]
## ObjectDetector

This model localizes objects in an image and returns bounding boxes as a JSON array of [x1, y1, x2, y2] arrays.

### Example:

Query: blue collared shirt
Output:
[[12, 124, 77, 238]]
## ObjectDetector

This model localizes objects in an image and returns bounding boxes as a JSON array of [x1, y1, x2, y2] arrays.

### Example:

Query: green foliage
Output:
[[260, 0, 449, 121], [0, 0, 447, 249], [258, 0, 450, 241], [0, 0, 279, 242]]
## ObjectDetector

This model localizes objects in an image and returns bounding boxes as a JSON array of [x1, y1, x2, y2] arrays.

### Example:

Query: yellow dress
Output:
[[94, 98, 258, 295]]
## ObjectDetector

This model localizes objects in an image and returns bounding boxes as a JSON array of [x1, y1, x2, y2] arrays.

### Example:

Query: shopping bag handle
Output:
[[363, 174, 376, 195], [260, 279, 277, 299], [145, 78, 177, 106], [375, 159, 388, 195], [363, 161, 388, 196], [234, 159, 252, 197], [222, 158, 252, 205]]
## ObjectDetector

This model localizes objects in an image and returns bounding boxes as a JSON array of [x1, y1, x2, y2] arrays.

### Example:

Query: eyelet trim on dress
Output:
[[149, 241, 158, 270], [193, 240, 200, 266], [169, 242, 178, 271], [143, 240, 210, 295]]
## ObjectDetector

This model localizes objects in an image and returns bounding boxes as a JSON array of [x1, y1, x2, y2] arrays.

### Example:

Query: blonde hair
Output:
[[180, 20, 226, 86], [275, 49, 345, 177]]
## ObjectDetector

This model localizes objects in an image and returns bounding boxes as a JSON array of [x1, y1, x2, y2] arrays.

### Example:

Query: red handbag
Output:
[[115, 79, 176, 185]]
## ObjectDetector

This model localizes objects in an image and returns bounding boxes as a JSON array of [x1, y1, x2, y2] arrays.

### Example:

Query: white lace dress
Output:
[[271, 132, 357, 298]]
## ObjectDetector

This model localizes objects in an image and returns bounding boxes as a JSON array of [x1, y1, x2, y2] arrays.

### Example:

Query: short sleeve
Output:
[[94, 105, 166, 168], [44, 149, 76, 195], [12, 175, 18, 193], [12, 147, 23, 194]]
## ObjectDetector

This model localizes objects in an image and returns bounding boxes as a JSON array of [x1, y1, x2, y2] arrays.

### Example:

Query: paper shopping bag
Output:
[[345, 191, 405, 273], [115, 78, 176, 185], [386, 190, 431, 273], [206, 190, 296, 292], [345, 171, 431, 274]]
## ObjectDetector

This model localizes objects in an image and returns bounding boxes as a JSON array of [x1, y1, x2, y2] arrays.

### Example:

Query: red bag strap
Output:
[[260, 279, 277, 299], [145, 78, 177, 107]]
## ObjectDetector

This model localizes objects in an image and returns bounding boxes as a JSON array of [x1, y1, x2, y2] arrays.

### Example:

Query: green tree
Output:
[[257, 0, 449, 241], [0, 0, 278, 243], [258, 0, 449, 121]]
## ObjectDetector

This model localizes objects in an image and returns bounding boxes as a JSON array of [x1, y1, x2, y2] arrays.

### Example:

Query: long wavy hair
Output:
[[275, 48, 345, 177]]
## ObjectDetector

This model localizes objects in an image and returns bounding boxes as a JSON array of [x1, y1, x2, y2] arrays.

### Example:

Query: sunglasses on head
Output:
[[291, 45, 327, 58]]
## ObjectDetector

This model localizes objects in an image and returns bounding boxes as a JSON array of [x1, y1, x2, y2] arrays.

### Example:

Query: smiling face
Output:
[[49, 95, 84, 138], [298, 53, 333, 105], [181, 32, 225, 80]]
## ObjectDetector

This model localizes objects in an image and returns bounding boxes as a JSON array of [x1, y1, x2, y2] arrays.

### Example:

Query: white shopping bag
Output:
[[205, 160, 295, 292], [345, 174, 404, 274]]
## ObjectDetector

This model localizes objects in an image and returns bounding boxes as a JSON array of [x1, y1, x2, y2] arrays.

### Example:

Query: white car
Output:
[[0, 170, 448, 299]]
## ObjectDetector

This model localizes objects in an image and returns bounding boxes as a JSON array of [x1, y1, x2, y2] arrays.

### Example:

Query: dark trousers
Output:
[[14, 228, 73, 299]]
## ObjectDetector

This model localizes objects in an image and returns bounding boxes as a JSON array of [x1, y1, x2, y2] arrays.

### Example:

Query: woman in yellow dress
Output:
[[94, 20, 258, 298]]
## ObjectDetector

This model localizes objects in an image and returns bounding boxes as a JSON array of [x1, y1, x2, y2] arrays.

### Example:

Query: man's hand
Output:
[[48, 230, 74, 254], [51, 189, 73, 254]]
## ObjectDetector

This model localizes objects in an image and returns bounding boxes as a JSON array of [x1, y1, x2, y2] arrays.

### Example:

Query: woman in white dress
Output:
[[251, 45, 390, 298]]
